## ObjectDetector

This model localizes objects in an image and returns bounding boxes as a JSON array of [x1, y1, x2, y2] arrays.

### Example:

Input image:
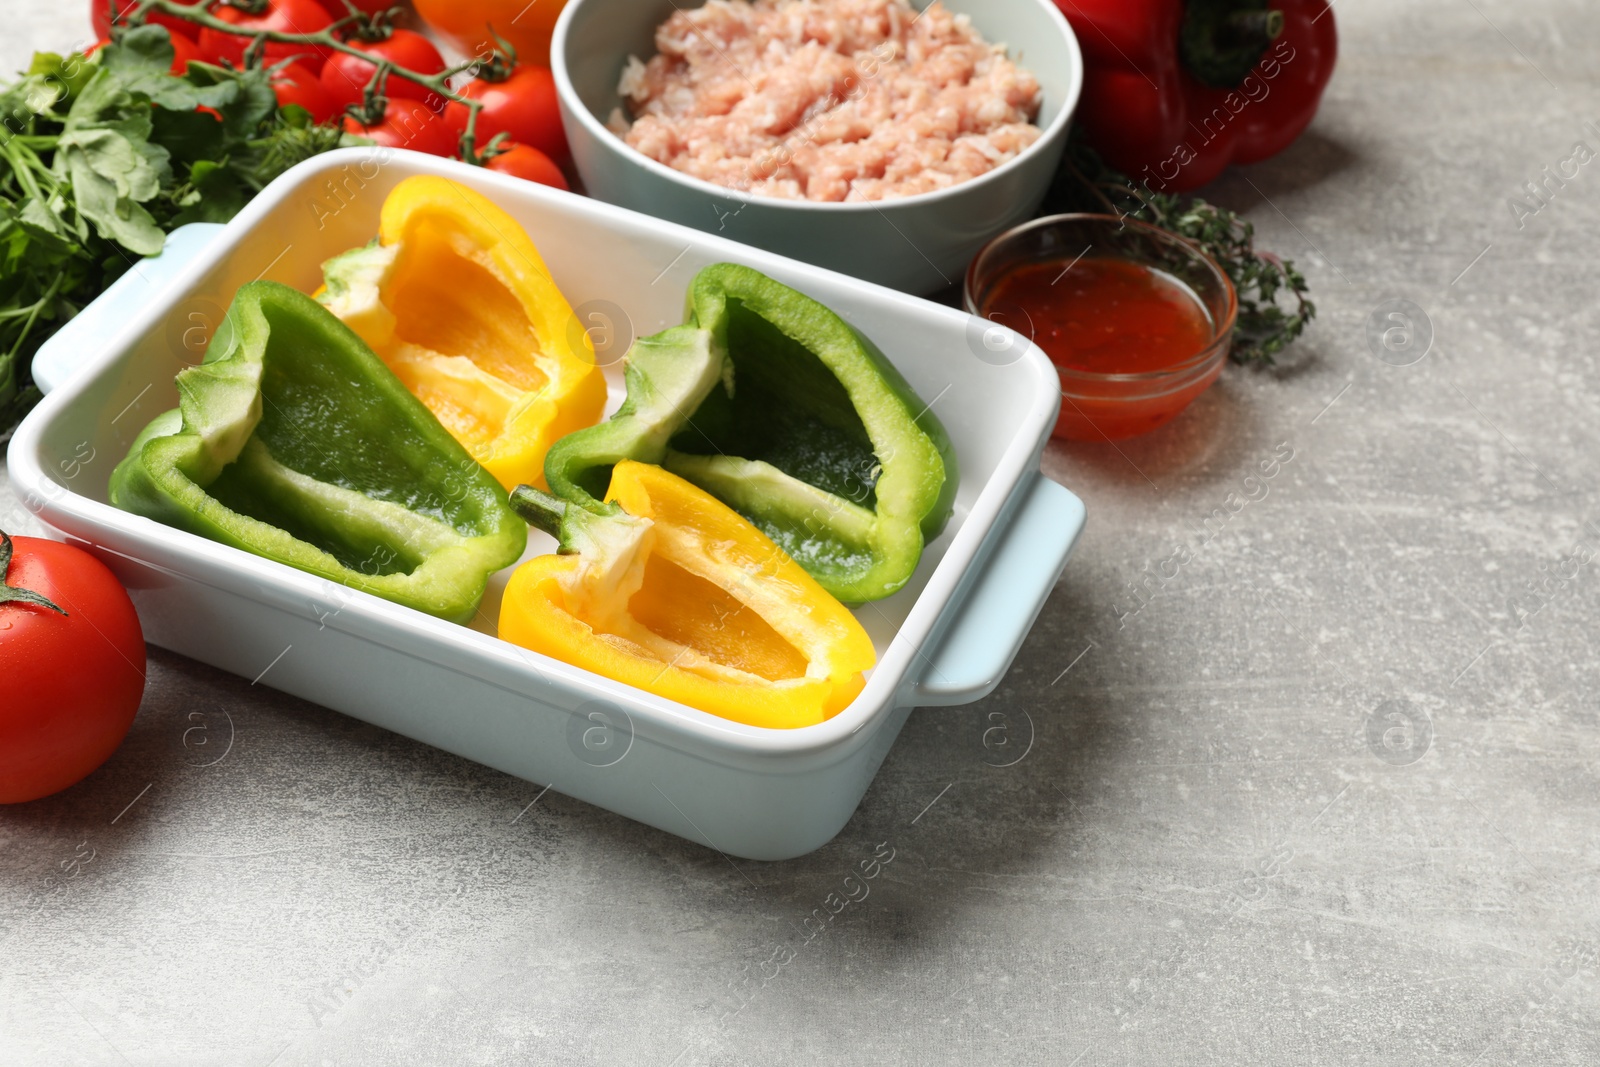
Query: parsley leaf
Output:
[[0, 27, 365, 438]]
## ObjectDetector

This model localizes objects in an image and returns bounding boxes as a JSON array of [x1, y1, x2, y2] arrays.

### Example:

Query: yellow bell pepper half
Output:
[[318, 175, 606, 490], [500, 461, 877, 729]]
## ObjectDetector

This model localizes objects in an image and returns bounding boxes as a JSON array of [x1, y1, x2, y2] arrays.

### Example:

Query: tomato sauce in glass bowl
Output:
[[965, 214, 1238, 441]]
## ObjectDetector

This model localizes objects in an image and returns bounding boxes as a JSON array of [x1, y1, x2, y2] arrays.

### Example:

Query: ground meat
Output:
[[613, 0, 1043, 202]]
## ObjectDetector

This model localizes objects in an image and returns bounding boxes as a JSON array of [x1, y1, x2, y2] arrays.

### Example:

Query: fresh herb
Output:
[[131, 0, 508, 163], [1045, 137, 1315, 366], [0, 25, 359, 438]]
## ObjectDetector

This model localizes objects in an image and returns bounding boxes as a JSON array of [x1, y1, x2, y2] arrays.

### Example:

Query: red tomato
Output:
[[169, 31, 202, 72], [272, 60, 338, 123], [90, 0, 200, 42], [413, 0, 567, 68], [484, 143, 569, 190], [307, 0, 400, 18], [85, 32, 201, 74], [320, 29, 446, 112], [197, 0, 332, 74], [0, 532, 145, 805], [343, 98, 458, 156], [442, 65, 567, 163]]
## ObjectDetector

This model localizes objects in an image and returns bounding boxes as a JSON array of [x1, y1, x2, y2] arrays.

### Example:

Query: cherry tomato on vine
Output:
[[343, 98, 457, 155], [90, 0, 200, 42], [272, 60, 337, 123], [197, 0, 332, 74], [86, 31, 202, 74], [320, 28, 445, 112], [442, 65, 567, 163], [483, 142, 569, 190], [0, 531, 145, 805]]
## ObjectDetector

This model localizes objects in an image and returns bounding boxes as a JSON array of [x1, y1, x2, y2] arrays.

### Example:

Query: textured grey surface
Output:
[[4, 1, 1600, 1064]]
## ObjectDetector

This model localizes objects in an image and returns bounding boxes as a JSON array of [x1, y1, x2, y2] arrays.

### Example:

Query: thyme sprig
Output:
[[1045, 138, 1315, 366]]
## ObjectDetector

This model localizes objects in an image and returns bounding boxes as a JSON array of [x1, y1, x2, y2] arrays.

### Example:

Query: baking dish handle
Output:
[[909, 472, 1086, 707], [31, 222, 227, 396]]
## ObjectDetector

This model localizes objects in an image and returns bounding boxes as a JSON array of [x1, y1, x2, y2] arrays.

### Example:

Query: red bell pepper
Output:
[[1055, 0, 1337, 192]]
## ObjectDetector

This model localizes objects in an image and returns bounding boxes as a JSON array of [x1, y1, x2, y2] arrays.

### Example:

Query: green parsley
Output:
[[0, 25, 358, 437]]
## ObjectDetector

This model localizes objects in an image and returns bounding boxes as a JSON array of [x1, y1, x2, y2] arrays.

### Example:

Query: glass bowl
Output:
[[965, 214, 1238, 441]]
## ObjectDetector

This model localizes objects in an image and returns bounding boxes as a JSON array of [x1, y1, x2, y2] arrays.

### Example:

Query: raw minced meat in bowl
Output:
[[552, 0, 1082, 294], [612, 1, 1045, 204]]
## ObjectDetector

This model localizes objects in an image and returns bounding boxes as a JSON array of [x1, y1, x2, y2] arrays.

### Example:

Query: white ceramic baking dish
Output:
[[7, 149, 1084, 861]]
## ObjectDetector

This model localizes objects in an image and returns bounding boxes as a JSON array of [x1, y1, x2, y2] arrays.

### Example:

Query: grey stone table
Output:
[[4, 1, 1599, 1063]]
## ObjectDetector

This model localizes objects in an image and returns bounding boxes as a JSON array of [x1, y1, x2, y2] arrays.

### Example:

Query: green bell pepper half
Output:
[[109, 281, 527, 623], [545, 263, 956, 603]]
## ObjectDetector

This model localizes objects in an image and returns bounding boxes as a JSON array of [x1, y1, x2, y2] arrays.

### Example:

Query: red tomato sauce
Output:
[[984, 258, 1212, 374], [980, 258, 1221, 441]]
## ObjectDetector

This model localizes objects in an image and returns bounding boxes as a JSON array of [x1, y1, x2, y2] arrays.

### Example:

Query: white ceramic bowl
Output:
[[9, 149, 1084, 860], [552, 0, 1083, 295]]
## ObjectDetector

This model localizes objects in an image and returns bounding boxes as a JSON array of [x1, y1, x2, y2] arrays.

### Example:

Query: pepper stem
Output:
[[509, 486, 570, 540], [1229, 10, 1285, 42], [0, 529, 68, 616], [1180, 0, 1286, 89]]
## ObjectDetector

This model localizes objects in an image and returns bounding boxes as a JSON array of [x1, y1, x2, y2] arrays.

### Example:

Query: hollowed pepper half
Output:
[[501, 461, 876, 728], [319, 175, 606, 490], [545, 264, 957, 604], [109, 282, 527, 622]]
